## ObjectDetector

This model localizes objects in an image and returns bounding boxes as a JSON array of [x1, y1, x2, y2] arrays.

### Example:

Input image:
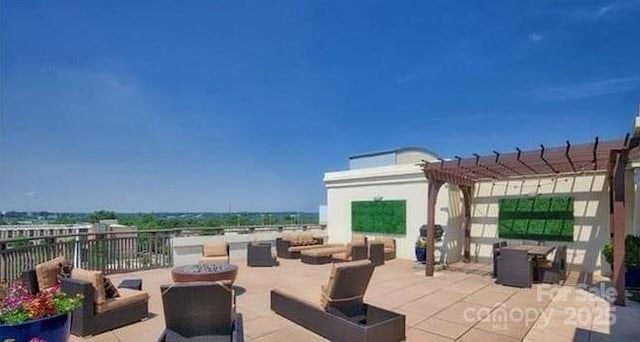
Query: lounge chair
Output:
[[271, 260, 405, 342], [497, 248, 533, 288], [157, 282, 244, 342], [200, 241, 230, 264], [61, 268, 149, 336], [536, 244, 567, 284], [275, 232, 324, 259], [247, 242, 278, 267]]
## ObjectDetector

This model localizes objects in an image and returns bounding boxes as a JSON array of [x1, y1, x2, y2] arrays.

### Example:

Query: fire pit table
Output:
[[171, 263, 238, 283]]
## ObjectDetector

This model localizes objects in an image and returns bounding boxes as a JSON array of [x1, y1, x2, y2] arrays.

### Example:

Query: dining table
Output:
[[500, 244, 556, 258]]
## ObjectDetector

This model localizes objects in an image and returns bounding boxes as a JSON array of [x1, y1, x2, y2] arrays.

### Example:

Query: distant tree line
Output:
[[0, 210, 318, 230]]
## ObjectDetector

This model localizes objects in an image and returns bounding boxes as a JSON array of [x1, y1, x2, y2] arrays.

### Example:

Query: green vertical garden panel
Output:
[[498, 196, 574, 242], [351, 200, 406, 235]]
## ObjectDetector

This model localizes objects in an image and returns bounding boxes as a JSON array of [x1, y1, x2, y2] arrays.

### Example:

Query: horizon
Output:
[[2, 1, 639, 212]]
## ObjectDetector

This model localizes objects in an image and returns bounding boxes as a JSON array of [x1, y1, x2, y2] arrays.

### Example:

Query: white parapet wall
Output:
[[172, 229, 328, 266]]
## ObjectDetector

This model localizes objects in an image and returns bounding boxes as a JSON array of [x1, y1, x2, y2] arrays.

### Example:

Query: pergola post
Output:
[[611, 149, 629, 306], [461, 185, 473, 263], [426, 180, 443, 276]]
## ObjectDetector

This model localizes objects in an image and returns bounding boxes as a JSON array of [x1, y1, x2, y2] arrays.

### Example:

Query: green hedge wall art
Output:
[[351, 200, 406, 235], [498, 196, 574, 242]]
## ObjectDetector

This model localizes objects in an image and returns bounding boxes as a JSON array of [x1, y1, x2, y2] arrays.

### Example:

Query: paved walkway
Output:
[[71, 258, 640, 342]]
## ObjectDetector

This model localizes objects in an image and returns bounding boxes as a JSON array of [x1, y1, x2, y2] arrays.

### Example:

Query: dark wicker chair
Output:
[[492, 241, 508, 278], [157, 282, 244, 342], [537, 245, 568, 284], [61, 277, 149, 336], [271, 260, 405, 342], [247, 243, 278, 267], [368, 243, 385, 266], [21, 269, 39, 294], [497, 248, 533, 288]]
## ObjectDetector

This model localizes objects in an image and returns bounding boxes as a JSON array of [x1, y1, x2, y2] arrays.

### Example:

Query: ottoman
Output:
[[301, 246, 346, 265]]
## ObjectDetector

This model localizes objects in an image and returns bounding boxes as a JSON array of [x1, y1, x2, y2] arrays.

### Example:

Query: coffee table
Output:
[[171, 263, 238, 283]]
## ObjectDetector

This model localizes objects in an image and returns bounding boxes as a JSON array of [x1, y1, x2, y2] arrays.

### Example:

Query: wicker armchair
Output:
[[497, 248, 534, 288], [247, 243, 278, 267], [61, 269, 149, 336], [157, 282, 243, 342], [536, 245, 568, 284]]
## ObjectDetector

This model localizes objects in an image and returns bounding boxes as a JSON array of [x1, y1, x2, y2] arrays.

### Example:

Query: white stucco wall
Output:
[[324, 164, 460, 262], [470, 174, 612, 273]]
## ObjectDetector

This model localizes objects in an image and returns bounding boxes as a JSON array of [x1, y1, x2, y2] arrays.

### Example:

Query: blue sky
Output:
[[1, 1, 639, 212]]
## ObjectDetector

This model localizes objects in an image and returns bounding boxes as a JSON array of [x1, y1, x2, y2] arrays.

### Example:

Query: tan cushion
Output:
[[300, 232, 315, 244], [332, 252, 348, 261], [288, 243, 340, 252], [381, 237, 395, 250], [72, 268, 106, 305], [320, 259, 373, 311], [203, 242, 228, 257], [288, 244, 323, 252], [351, 235, 367, 245], [199, 256, 230, 264], [281, 232, 298, 242], [301, 246, 345, 257], [35, 256, 66, 291], [384, 247, 394, 253], [95, 288, 149, 314]]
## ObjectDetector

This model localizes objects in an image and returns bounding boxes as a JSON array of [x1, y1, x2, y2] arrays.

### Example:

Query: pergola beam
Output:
[[420, 137, 633, 295]]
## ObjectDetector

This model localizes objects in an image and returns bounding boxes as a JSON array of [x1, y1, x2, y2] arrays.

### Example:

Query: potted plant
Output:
[[415, 237, 427, 263], [602, 235, 640, 288], [0, 280, 82, 342], [415, 225, 444, 263]]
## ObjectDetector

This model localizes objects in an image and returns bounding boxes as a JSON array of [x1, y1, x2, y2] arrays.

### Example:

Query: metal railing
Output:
[[0, 224, 323, 283]]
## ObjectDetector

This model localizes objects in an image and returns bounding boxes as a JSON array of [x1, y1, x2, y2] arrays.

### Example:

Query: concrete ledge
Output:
[[172, 229, 328, 266]]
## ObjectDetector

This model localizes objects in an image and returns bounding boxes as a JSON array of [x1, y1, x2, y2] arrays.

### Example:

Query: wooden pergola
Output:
[[420, 134, 639, 306]]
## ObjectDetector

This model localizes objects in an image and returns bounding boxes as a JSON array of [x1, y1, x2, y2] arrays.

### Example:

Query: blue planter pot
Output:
[[415, 247, 426, 263], [626, 266, 640, 289], [0, 313, 70, 342]]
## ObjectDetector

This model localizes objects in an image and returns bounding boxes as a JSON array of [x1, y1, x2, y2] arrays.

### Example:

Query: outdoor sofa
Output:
[[271, 259, 405, 342], [200, 241, 230, 264], [247, 242, 278, 267], [61, 268, 149, 336], [275, 232, 325, 259], [157, 282, 244, 342]]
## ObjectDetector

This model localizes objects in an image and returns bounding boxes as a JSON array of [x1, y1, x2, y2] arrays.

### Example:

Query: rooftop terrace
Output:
[[71, 256, 640, 342]]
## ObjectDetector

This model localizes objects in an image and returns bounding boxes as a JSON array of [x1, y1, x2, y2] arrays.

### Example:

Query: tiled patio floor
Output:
[[71, 257, 640, 342]]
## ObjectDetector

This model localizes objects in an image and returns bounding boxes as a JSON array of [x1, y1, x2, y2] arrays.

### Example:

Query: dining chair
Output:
[[497, 248, 533, 288]]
